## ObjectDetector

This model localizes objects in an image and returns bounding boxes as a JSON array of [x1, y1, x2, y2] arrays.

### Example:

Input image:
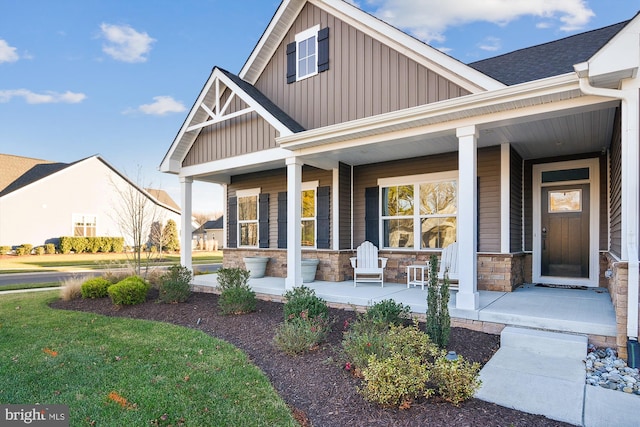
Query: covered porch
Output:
[[192, 274, 617, 346]]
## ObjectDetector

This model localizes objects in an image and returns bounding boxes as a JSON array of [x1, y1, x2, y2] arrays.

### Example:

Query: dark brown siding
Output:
[[254, 3, 471, 131], [510, 148, 523, 252], [339, 162, 352, 249], [227, 166, 333, 248], [610, 108, 622, 257], [478, 147, 501, 252]]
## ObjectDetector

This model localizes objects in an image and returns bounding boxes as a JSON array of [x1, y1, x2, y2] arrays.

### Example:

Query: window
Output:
[[301, 181, 318, 247], [379, 172, 457, 250], [237, 189, 259, 247], [73, 214, 97, 237], [286, 26, 329, 83]]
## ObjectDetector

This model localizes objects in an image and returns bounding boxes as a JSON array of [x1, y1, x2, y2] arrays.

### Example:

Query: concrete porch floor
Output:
[[193, 275, 617, 339]]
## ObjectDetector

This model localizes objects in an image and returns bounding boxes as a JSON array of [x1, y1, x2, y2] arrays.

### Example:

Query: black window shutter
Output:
[[277, 192, 287, 248], [228, 196, 237, 248], [364, 187, 379, 247], [259, 193, 269, 248], [317, 186, 330, 248], [317, 27, 329, 73], [286, 42, 296, 84]]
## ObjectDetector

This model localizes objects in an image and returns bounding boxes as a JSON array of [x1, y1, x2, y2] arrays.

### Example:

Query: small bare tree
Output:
[[110, 167, 165, 277]]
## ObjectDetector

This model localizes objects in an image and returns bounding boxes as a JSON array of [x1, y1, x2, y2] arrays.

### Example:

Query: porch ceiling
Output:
[[300, 100, 619, 168]]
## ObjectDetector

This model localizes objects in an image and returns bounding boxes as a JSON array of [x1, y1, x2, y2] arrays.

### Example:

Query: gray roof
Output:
[[217, 67, 305, 133], [193, 217, 224, 234], [0, 160, 73, 197], [468, 20, 631, 86]]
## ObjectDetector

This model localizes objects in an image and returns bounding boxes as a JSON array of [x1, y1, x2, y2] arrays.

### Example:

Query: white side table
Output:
[[407, 264, 427, 290]]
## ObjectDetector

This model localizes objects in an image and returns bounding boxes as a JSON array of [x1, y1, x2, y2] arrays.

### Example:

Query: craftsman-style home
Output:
[[161, 0, 640, 358]]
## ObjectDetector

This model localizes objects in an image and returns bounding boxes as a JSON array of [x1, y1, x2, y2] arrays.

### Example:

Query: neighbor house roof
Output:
[[468, 20, 631, 85], [146, 188, 181, 211], [0, 154, 59, 194], [193, 217, 224, 235]]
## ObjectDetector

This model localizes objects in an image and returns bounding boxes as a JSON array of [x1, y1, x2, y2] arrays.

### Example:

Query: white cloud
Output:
[[478, 36, 501, 52], [128, 96, 186, 116], [0, 89, 86, 104], [99, 23, 155, 63], [365, 0, 595, 43], [0, 39, 19, 63]]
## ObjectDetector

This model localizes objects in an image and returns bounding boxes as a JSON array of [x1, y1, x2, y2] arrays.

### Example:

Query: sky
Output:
[[1, 0, 638, 215]]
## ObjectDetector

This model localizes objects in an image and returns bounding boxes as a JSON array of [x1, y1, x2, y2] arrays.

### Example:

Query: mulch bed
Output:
[[51, 291, 573, 426]]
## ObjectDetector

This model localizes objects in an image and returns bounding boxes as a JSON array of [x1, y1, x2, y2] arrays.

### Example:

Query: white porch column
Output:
[[286, 157, 303, 289], [222, 184, 228, 249], [456, 126, 479, 310], [332, 167, 340, 250], [180, 176, 193, 271]]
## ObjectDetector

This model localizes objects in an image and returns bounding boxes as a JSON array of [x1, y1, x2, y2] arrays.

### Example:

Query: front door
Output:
[[533, 159, 599, 286], [541, 184, 589, 278]]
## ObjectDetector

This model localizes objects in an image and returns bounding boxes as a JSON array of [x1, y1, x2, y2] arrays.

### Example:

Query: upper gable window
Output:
[[287, 26, 330, 84], [296, 26, 319, 80]]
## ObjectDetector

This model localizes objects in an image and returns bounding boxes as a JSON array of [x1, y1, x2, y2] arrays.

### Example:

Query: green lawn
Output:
[[0, 291, 296, 427]]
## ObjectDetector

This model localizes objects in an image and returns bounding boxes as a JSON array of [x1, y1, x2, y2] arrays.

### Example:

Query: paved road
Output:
[[0, 264, 220, 287]]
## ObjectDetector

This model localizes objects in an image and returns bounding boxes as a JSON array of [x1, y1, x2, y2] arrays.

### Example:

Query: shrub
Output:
[[87, 238, 101, 253], [110, 238, 125, 253], [34, 246, 45, 255], [216, 267, 256, 314], [283, 285, 328, 322], [432, 354, 482, 406], [44, 243, 56, 254], [59, 237, 72, 254], [342, 316, 390, 375], [15, 244, 33, 256], [81, 277, 112, 299], [365, 299, 411, 326], [158, 265, 192, 303], [107, 276, 150, 306], [60, 276, 84, 301], [426, 254, 451, 348], [359, 322, 439, 408], [0, 245, 10, 255], [273, 311, 333, 355]]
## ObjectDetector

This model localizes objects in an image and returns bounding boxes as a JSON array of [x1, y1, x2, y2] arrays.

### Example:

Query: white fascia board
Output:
[[309, 0, 504, 92], [215, 70, 294, 137], [159, 70, 217, 173], [587, 16, 640, 80], [278, 73, 581, 149], [179, 147, 291, 179]]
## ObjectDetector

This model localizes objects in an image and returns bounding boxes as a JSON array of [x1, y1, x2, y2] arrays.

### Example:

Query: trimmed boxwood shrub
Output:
[[81, 277, 112, 299], [108, 276, 150, 305], [34, 246, 45, 255], [44, 243, 56, 254], [0, 246, 10, 255], [15, 244, 33, 256]]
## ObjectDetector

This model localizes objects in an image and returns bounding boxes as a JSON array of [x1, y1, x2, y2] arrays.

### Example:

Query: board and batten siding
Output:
[[254, 2, 471, 132], [227, 167, 333, 249], [182, 94, 279, 167], [352, 149, 501, 250], [609, 108, 622, 257]]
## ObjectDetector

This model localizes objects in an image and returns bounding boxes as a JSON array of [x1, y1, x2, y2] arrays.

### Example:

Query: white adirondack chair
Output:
[[437, 242, 459, 289], [350, 241, 388, 287]]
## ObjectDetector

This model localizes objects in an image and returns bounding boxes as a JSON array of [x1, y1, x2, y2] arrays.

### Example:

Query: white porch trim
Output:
[[180, 176, 193, 271], [500, 143, 511, 253], [332, 167, 340, 250], [286, 157, 303, 289], [456, 125, 479, 310]]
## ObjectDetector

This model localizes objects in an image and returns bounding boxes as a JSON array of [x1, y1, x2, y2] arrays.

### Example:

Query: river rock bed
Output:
[[585, 344, 640, 395]]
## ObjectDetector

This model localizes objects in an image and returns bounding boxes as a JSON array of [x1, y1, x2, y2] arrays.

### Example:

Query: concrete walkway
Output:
[[475, 326, 640, 426]]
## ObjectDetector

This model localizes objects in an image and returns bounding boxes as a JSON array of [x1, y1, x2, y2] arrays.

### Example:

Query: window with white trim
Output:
[[295, 25, 319, 80], [73, 214, 97, 237], [237, 188, 260, 247], [301, 181, 318, 247], [379, 172, 457, 249]]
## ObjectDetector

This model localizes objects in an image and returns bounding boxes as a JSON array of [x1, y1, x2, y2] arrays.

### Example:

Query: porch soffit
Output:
[[277, 73, 621, 164], [239, 0, 503, 93], [159, 67, 302, 174]]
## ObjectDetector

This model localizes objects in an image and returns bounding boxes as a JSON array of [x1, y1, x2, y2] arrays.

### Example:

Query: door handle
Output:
[[542, 227, 547, 250]]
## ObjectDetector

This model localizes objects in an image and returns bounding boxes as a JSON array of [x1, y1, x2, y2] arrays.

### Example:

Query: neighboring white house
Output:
[[192, 216, 224, 251], [0, 153, 182, 249]]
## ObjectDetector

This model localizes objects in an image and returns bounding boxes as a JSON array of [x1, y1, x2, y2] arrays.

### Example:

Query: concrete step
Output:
[[501, 326, 587, 359]]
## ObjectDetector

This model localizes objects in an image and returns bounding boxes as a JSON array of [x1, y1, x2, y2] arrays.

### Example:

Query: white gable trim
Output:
[[239, 0, 503, 92], [160, 67, 295, 174]]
